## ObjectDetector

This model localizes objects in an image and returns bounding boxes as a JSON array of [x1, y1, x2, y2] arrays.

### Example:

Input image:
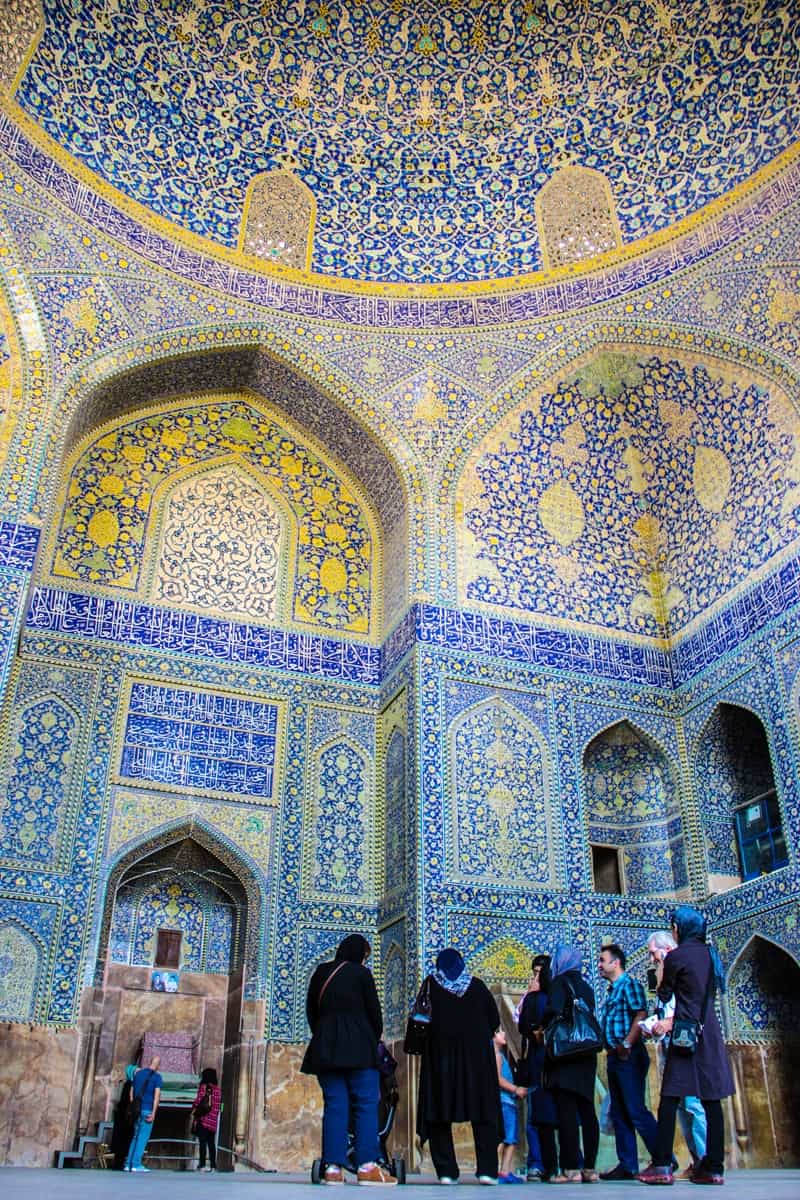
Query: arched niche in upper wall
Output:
[[38, 347, 413, 639]]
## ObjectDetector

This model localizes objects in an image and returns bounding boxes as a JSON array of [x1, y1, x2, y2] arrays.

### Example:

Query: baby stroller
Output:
[[311, 1042, 406, 1184]]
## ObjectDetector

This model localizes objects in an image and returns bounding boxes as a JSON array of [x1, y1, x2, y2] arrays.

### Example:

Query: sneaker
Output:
[[690, 1170, 724, 1186], [323, 1165, 345, 1184], [357, 1163, 397, 1186], [527, 1170, 544, 1182], [130, 1167, 151, 1172], [637, 1164, 674, 1186], [498, 1173, 525, 1184], [679, 1167, 697, 1181], [439, 1178, 457, 1186], [477, 1178, 499, 1186], [599, 1164, 637, 1181]]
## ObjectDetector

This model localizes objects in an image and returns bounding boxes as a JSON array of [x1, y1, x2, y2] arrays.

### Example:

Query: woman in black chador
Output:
[[416, 948, 503, 1185], [639, 906, 735, 1186]]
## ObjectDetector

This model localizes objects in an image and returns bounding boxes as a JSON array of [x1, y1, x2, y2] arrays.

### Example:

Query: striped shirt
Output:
[[602, 972, 647, 1049]]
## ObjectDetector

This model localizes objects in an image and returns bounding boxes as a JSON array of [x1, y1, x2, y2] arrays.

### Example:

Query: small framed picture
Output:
[[151, 969, 180, 993]]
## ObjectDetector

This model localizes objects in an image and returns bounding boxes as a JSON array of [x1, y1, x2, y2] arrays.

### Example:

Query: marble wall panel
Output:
[[0, 1024, 79, 1166]]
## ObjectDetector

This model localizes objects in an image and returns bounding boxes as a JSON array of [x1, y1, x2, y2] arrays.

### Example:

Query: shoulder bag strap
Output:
[[698, 950, 716, 1028], [318, 960, 347, 1007]]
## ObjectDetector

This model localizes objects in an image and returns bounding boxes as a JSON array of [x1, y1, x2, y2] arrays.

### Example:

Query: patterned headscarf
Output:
[[550, 944, 583, 978], [671, 905, 726, 993], [433, 948, 473, 997]]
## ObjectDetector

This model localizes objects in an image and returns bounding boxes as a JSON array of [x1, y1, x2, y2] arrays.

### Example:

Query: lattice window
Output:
[[0, 0, 42, 93], [240, 171, 315, 270], [536, 166, 622, 270]]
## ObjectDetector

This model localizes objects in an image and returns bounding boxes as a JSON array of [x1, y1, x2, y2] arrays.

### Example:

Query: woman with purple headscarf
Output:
[[541, 944, 600, 1183]]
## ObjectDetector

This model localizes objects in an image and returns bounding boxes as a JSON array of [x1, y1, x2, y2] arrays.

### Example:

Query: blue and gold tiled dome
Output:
[[6, 0, 800, 284]]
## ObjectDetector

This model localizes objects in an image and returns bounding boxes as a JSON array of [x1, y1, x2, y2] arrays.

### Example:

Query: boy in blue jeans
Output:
[[494, 1031, 527, 1184]]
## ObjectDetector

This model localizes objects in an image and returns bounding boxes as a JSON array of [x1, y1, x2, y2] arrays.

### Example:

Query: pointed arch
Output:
[[583, 719, 686, 897], [726, 934, 800, 1044], [693, 702, 786, 892], [95, 817, 267, 998]]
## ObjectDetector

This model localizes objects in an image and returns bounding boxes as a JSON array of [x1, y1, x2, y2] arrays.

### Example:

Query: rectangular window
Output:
[[591, 844, 624, 894], [734, 790, 788, 881], [154, 928, 182, 969]]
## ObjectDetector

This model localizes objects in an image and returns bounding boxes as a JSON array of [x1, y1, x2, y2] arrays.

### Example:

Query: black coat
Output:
[[541, 970, 598, 1102], [518, 990, 557, 1126], [658, 940, 735, 1100], [417, 976, 503, 1141], [301, 959, 383, 1075]]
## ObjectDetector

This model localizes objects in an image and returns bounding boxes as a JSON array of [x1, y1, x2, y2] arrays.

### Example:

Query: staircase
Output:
[[56, 1120, 115, 1168]]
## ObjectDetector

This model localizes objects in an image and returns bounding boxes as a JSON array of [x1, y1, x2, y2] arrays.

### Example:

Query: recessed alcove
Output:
[[695, 705, 787, 894]]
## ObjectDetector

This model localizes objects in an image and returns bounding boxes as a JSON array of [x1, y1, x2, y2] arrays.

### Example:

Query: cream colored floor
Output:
[[4, 1169, 800, 1199]]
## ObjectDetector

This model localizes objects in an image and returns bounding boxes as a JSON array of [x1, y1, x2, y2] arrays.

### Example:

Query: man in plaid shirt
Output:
[[597, 944, 659, 1181]]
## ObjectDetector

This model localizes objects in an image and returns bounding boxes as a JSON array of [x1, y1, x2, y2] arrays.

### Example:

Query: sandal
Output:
[[581, 1169, 599, 1183], [550, 1171, 582, 1184]]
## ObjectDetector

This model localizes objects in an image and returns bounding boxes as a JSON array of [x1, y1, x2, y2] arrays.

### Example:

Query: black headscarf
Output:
[[335, 933, 370, 964]]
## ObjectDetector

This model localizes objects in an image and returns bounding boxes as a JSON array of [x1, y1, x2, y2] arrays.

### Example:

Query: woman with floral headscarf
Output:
[[541, 945, 600, 1184], [638, 906, 734, 1186], [416, 948, 503, 1184], [109, 1064, 137, 1170]]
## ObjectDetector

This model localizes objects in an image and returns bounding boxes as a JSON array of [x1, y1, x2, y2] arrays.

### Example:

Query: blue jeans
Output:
[[526, 1091, 543, 1171], [678, 1094, 708, 1163], [318, 1068, 380, 1170], [606, 1046, 659, 1173], [125, 1111, 154, 1169]]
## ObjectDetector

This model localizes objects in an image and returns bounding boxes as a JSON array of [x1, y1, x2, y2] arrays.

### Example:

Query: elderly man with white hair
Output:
[[643, 930, 708, 1179]]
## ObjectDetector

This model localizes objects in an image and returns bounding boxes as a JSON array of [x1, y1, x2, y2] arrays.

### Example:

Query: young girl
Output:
[[493, 1030, 527, 1184]]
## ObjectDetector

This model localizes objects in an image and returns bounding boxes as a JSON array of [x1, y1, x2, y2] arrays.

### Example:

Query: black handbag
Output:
[[671, 951, 715, 1056], [403, 975, 432, 1055], [544, 979, 603, 1060]]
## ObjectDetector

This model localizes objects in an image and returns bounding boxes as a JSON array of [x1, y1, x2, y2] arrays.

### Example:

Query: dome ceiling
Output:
[[10, 0, 800, 285]]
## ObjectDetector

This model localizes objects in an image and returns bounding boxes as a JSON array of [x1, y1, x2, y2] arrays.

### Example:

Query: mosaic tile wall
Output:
[[0, 87, 798, 1056]]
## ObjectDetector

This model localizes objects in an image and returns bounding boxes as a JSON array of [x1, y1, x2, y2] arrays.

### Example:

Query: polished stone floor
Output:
[[3, 1170, 800, 1199]]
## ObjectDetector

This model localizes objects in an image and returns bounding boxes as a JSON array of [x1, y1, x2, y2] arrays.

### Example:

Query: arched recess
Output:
[[694, 703, 787, 893], [382, 940, 406, 1041], [446, 334, 800, 644], [383, 725, 407, 900], [447, 696, 556, 889], [0, 920, 44, 1022], [37, 343, 416, 636], [43, 392, 380, 637], [583, 720, 687, 898], [727, 935, 800, 1044], [95, 819, 266, 999]]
